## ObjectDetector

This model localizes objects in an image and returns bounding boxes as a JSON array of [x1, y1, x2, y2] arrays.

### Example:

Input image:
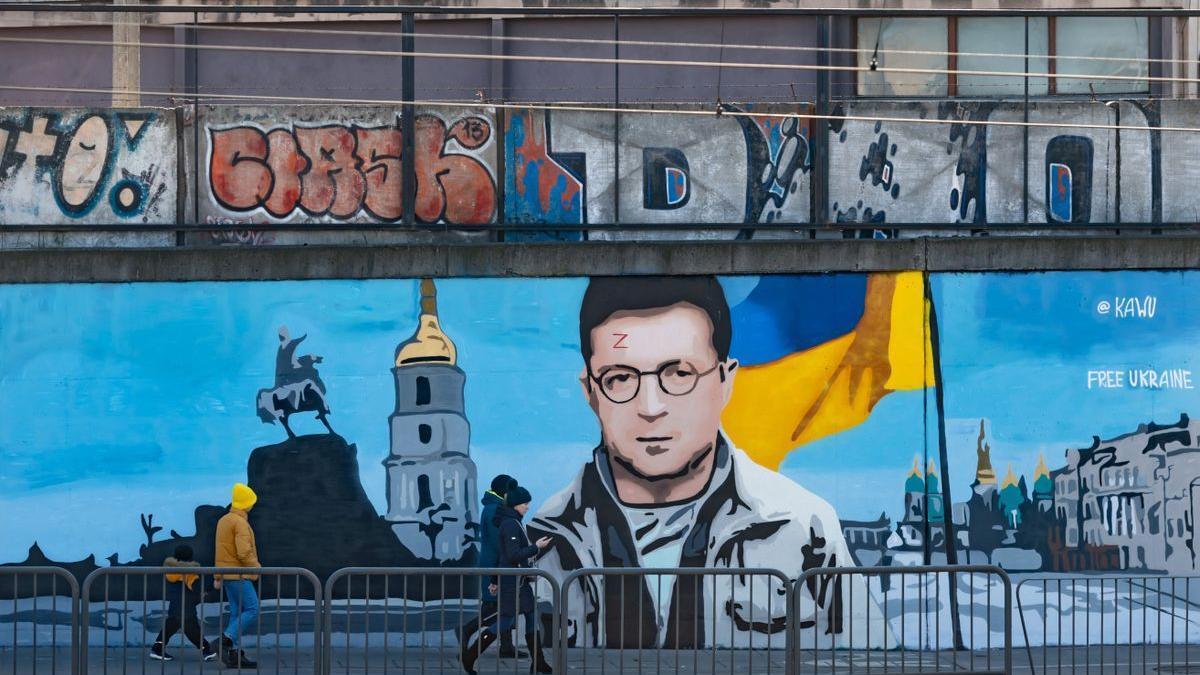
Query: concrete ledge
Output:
[[1, 237, 1197, 283]]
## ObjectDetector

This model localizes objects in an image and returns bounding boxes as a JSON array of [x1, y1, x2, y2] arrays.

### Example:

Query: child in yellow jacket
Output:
[[149, 545, 218, 662]]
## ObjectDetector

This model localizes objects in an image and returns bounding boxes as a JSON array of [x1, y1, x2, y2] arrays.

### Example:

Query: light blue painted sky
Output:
[[1, 271, 1197, 563]]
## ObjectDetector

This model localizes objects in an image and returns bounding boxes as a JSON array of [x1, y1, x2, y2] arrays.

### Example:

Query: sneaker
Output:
[[235, 650, 258, 669], [149, 643, 174, 662], [202, 643, 218, 661]]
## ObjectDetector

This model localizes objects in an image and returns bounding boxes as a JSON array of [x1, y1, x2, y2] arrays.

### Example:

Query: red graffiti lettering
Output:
[[353, 125, 403, 221], [209, 127, 271, 210], [415, 115, 497, 224], [207, 115, 496, 224], [264, 128, 305, 217], [294, 126, 365, 219], [612, 333, 628, 349]]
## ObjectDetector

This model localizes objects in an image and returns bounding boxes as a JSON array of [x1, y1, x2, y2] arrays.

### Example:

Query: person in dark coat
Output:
[[148, 545, 218, 662], [457, 474, 525, 658], [461, 487, 553, 675]]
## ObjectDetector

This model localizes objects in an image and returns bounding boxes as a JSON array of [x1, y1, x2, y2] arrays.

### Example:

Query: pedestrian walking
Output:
[[461, 486, 553, 675], [458, 474, 527, 660], [148, 545, 218, 662], [214, 483, 261, 669]]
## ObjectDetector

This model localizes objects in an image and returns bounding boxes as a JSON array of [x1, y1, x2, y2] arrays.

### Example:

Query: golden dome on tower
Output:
[[1001, 463, 1019, 490], [395, 278, 457, 367], [1034, 452, 1050, 481]]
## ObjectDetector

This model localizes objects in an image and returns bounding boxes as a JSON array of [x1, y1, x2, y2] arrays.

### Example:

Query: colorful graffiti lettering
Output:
[[642, 147, 690, 209], [1045, 134, 1093, 224], [208, 113, 496, 224], [0, 110, 170, 224], [503, 109, 585, 225], [739, 110, 811, 224]]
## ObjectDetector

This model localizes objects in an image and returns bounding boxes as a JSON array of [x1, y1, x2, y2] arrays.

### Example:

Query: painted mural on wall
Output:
[[3, 271, 1200, 647], [0, 108, 176, 225]]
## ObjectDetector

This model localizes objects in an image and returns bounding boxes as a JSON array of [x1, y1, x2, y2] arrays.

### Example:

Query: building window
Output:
[[855, 16, 1148, 97], [856, 18, 947, 96], [415, 376, 431, 406], [417, 474, 434, 511], [958, 17, 1049, 96], [418, 423, 432, 444], [1056, 17, 1149, 94]]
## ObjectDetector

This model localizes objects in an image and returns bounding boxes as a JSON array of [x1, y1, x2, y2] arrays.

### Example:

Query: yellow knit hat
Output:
[[231, 483, 258, 510]]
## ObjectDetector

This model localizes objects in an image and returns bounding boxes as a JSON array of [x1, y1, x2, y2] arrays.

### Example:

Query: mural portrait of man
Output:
[[529, 276, 875, 649]]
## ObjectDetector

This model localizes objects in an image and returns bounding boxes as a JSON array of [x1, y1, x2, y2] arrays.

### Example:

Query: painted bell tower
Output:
[[383, 278, 478, 562]]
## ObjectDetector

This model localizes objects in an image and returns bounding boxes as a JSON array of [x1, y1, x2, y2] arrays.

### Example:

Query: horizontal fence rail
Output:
[[322, 567, 561, 675], [794, 564, 1012, 675], [35, 564, 1200, 675], [0, 566, 80, 675], [1016, 574, 1200, 675], [79, 567, 322, 675], [559, 567, 793, 675]]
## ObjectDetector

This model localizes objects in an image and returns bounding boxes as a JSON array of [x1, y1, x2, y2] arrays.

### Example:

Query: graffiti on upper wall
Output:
[[3, 271, 1200, 647], [0, 108, 175, 224], [501, 105, 811, 229], [203, 106, 497, 225], [829, 100, 1158, 230], [0, 101, 1195, 231]]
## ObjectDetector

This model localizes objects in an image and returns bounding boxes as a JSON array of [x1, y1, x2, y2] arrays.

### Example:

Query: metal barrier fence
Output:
[[794, 565, 1012, 675], [559, 568, 792, 675], [79, 567, 322, 675], [322, 568, 560, 675], [1016, 575, 1200, 675], [2, 564, 1026, 675], [1, 566, 80, 675]]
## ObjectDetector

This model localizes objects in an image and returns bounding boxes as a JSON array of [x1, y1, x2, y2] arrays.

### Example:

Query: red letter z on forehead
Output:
[[612, 333, 629, 349]]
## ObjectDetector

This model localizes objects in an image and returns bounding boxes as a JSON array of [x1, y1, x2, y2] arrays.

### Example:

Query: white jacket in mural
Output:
[[527, 433, 885, 649]]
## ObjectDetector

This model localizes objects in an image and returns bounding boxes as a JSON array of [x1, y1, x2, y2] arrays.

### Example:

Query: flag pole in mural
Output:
[[923, 271, 967, 652]]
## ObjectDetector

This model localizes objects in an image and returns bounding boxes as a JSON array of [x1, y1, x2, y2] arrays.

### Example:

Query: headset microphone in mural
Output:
[[256, 326, 334, 438]]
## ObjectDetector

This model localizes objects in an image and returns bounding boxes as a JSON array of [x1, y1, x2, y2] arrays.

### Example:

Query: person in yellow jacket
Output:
[[213, 483, 261, 669], [148, 545, 218, 662]]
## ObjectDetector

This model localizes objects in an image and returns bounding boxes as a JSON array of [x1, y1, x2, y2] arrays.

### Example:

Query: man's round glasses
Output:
[[589, 361, 720, 404]]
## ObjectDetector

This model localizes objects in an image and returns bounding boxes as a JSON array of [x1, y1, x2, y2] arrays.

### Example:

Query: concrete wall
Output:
[[0, 99, 1198, 245], [0, 108, 177, 225]]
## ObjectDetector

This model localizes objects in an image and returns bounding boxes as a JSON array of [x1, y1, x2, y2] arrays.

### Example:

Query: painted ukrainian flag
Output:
[[722, 271, 936, 471]]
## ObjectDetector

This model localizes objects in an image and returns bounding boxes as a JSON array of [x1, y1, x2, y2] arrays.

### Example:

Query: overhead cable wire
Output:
[[8, 16, 1189, 69], [0, 82, 1194, 134], [0, 34, 1172, 85]]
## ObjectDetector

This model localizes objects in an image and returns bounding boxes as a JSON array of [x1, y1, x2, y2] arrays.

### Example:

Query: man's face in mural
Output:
[[582, 302, 737, 488]]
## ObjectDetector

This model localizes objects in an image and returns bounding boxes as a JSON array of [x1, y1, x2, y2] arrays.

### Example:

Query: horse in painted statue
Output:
[[256, 326, 334, 438]]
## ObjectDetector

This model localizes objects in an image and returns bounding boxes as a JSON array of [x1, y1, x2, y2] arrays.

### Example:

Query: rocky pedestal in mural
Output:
[[247, 433, 414, 582]]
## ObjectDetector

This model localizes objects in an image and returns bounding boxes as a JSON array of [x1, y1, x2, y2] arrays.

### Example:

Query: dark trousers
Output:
[[496, 583, 535, 634], [156, 612, 207, 649], [461, 601, 521, 645]]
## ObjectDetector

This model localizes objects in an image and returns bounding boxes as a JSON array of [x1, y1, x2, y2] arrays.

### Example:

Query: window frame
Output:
[[850, 15, 1152, 99]]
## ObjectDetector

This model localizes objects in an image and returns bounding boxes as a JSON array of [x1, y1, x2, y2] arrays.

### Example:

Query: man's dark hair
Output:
[[173, 545, 194, 562], [579, 276, 731, 366]]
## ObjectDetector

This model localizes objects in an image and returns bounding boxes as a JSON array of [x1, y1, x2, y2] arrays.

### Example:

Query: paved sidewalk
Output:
[[6, 645, 1200, 674]]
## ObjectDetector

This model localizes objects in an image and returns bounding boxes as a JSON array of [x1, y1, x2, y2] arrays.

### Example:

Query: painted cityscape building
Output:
[[383, 279, 479, 563], [840, 414, 1200, 575]]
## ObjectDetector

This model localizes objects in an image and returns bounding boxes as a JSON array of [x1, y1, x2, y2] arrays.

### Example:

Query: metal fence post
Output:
[[401, 11, 416, 229]]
